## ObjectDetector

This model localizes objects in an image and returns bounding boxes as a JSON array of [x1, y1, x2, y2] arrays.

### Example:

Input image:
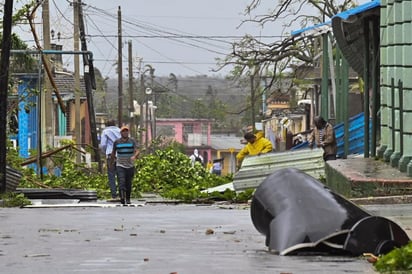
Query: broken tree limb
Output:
[[20, 144, 86, 166]]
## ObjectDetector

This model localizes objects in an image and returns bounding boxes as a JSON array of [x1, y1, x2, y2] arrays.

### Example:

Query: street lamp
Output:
[[147, 100, 157, 142], [139, 64, 154, 150], [145, 87, 152, 149]]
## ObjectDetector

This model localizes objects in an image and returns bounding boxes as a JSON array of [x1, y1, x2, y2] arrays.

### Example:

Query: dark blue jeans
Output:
[[116, 166, 135, 199], [324, 154, 337, 161], [107, 157, 117, 198], [212, 169, 221, 176]]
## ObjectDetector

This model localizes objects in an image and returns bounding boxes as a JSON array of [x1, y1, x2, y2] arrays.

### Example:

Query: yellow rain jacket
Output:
[[236, 131, 273, 166]]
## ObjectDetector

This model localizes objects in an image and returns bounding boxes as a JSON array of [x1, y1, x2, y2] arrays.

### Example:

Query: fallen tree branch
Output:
[[20, 144, 85, 166]]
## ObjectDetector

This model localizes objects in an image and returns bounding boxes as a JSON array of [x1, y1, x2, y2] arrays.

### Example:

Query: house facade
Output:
[[290, 0, 412, 176], [12, 64, 90, 160], [156, 118, 213, 163], [209, 135, 243, 175]]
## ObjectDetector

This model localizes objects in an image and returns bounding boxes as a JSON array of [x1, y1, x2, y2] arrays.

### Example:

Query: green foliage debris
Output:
[[374, 242, 412, 273], [13, 142, 250, 203], [1, 192, 31, 207]]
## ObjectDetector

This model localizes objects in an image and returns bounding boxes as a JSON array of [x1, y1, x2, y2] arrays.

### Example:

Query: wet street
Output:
[[1, 202, 411, 274]]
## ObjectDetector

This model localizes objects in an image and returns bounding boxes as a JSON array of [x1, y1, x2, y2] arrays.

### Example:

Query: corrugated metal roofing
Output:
[[232, 148, 325, 191], [331, 1, 380, 75], [292, 112, 369, 158], [333, 0, 380, 20], [291, 22, 331, 37], [291, 0, 380, 37]]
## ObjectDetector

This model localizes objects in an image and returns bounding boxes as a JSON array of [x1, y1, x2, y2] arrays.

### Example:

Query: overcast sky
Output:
[[14, 0, 371, 78], [15, 0, 288, 78]]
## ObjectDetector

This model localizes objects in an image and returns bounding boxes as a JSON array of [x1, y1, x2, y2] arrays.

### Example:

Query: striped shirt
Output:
[[113, 138, 138, 168], [319, 128, 324, 142]]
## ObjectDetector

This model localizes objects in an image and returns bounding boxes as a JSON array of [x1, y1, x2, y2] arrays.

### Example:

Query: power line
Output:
[[85, 5, 233, 52], [86, 34, 282, 39], [83, 4, 229, 75], [93, 59, 218, 65]]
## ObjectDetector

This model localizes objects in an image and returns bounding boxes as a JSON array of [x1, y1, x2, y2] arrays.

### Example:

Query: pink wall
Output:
[[156, 118, 212, 161]]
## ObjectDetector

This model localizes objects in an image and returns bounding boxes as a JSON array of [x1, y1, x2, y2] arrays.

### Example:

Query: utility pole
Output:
[[73, 0, 81, 164], [78, 0, 102, 171], [42, 0, 53, 149], [128, 40, 134, 137], [250, 74, 256, 132], [117, 6, 123, 126], [0, 0, 13, 192], [139, 60, 144, 146]]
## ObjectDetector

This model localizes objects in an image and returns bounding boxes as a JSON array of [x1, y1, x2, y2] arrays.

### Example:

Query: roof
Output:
[[54, 72, 86, 95], [210, 135, 244, 151], [333, 1, 380, 20], [291, 1, 380, 38], [156, 118, 213, 123], [332, 1, 380, 75], [291, 22, 331, 37], [291, 1, 380, 75]]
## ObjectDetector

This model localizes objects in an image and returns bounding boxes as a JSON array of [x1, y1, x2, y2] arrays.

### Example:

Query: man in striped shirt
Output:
[[110, 126, 140, 205]]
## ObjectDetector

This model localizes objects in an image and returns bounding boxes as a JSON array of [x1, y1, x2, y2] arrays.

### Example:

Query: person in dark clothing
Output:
[[308, 116, 337, 161], [212, 159, 222, 176]]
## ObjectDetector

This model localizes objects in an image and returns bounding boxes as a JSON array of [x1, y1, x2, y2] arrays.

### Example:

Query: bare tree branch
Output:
[[221, 0, 357, 82]]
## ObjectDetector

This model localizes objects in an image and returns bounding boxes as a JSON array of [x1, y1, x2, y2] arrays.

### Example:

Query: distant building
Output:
[[210, 135, 243, 175], [156, 118, 212, 163]]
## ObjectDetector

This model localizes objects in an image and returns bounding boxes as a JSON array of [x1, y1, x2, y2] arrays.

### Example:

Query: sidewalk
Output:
[[326, 157, 412, 197], [2, 202, 410, 274]]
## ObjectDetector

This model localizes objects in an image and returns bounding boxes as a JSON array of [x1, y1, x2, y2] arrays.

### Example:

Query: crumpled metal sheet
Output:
[[233, 149, 325, 192], [251, 168, 410, 256]]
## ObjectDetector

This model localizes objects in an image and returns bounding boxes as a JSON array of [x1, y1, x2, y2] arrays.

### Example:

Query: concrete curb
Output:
[[350, 195, 412, 205]]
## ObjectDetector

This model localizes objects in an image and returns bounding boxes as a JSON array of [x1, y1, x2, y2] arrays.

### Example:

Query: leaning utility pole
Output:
[[117, 6, 123, 126], [78, 0, 102, 172], [42, 0, 54, 148], [73, 0, 82, 164], [0, 0, 13, 192]]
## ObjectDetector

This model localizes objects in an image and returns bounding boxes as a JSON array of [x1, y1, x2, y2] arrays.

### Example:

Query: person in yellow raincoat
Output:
[[236, 131, 273, 169]]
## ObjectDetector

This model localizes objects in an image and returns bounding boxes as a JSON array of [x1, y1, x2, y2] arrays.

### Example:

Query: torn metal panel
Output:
[[331, 1, 380, 75], [16, 188, 97, 201], [6, 166, 22, 192], [251, 168, 410, 256], [233, 149, 325, 191]]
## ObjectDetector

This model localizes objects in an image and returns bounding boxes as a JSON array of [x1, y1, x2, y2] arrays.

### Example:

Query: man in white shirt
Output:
[[100, 120, 121, 201]]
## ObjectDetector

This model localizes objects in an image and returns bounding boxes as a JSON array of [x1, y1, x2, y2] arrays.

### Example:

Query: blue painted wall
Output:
[[17, 76, 39, 158]]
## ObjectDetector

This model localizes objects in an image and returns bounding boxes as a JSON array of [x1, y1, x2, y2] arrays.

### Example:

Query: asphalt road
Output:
[[1, 202, 410, 274]]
